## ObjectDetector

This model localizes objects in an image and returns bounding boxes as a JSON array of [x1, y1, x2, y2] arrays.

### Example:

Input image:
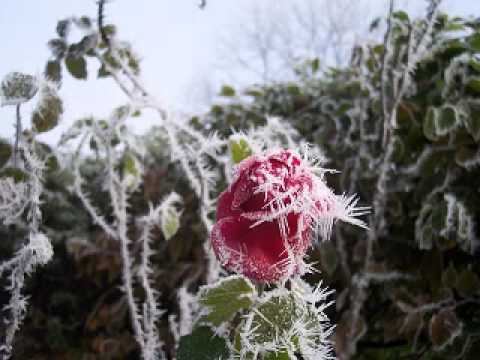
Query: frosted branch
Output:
[[0, 137, 52, 359]]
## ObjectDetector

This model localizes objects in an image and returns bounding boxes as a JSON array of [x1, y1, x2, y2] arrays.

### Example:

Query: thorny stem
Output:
[[103, 125, 147, 352], [25, 139, 41, 234], [97, 0, 110, 46], [380, 0, 395, 147], [13, 104, 22, 168], [73, 118, 165, 358], [1, 132, 48, 359]]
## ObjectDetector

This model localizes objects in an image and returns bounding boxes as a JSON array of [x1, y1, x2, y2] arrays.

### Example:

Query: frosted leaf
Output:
[[28, 232, 53, 265], [198, 275, 255, 327], [0, 140, 12, 168], [31, 81, 63, 133], [237, 286, 333, 360], [159, 192, 183, 241], [177, 326, 229, 360], [415, 203, 434, 250], [229, 136, 253, 164], [122, 151, 142, 191], [423, 107, 439, 141], [435, 105, 458, 136], [442, 194, 477, 254], [0, 72, 39, 106], [161, 209, 180, 241]]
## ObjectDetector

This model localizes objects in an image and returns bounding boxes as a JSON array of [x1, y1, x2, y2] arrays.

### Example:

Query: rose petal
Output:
[[216, 190, 238, 221], [210, 211, 312, 282], [231, 172, 254, 210], [210, 216, 244, 267]]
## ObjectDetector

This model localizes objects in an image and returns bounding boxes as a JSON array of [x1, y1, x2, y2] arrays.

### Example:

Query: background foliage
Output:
[[1, 3, 480, 360]]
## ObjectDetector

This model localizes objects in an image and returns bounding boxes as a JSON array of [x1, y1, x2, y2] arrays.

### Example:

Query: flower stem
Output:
[[256, 283, 265, 296]]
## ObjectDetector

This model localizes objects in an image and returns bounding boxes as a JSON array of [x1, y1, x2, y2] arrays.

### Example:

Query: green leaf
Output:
[[0, 167, 28, 183], [241, 294, 327, 357], [199, 276, 255, 326], [0, 140, 12, 168], [32, 84, 63, 133], [287, 84, 301, 96], [56, 19, 70, 38], [220, 85, 235, 97], [229, 138, 252, 164], [101, 25, 117, 38], [463, 108, 480, 141], [311, 58, 320, 73], [264, 351, 291, 360], [211, 104, 223, 115], [423, 107, 438, 141], [101, 51, 120, 71], [48, 39, 67, 58], [445, 21, 465, 32], [233, 323, 242, 353], [77, 34, 98, 54], [393, 11, 409, 23], [436, 106, 457, 136], [123, 47, 140, 75], [442, 263, 458, 288], [76, 16, 92, 29], [466, 78, 480, 93], [113, 105, 131, 120], [439, 40, 467, 61], [369, 17, 381, 32], [456, 269, 480, 297], [468, 33, 480, 51], [45, 60, 62, 83], [162, 211, 180, 240], [177, 326, 229, 360], [391, 137, 405, 162], [65, 55, 87, 79], [35, 142, 59, 172], [247, 295, 298, 344], [244, 88, 263, 98], [1, 72, 38, 106], [161, 208, 180, 241], [416, 203, 434, 250], [469, 59, 480, 73], [122, 153, 138, 177]]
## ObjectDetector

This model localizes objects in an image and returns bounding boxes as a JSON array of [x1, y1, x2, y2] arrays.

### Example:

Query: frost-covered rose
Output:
[[210, 149, 367, 283]]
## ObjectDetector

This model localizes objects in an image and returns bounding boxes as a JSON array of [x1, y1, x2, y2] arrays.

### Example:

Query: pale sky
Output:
[[0, 1, 478, 144]]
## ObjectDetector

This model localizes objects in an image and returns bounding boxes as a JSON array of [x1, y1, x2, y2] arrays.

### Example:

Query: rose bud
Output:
[[210, 149, 368, 283]]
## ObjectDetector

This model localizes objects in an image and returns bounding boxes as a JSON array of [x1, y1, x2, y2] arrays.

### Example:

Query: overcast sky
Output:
[[0, 1, 479, 144]]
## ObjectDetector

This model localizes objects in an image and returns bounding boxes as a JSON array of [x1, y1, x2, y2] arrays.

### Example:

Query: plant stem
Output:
[[13, 104, 22, 167]]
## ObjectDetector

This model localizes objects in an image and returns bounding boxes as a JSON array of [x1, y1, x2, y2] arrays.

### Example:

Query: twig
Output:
[[13, 104, 22, 167]]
